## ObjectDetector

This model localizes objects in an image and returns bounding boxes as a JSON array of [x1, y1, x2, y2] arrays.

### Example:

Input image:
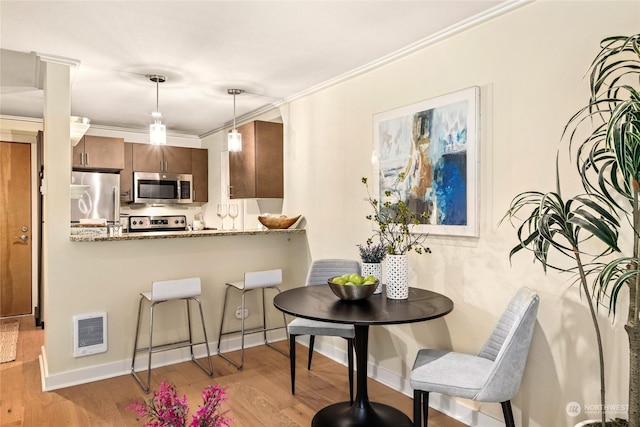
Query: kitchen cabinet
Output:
[[132, 145, 192, 174], [120, 142, 134, 202], [192, 148, 208, 203], [72, 135, 124, 171], [229, 120, 283, 199]]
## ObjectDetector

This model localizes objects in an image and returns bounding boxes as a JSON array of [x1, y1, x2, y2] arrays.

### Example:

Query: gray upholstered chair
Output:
[[410, 287, 539, 427], [287, 259, 360, 403]]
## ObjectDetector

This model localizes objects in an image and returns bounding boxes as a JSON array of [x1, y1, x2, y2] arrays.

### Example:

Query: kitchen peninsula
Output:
[[70, 228, 305, 242]]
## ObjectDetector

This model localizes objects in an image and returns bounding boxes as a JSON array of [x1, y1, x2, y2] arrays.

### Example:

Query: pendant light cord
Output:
[[233, 92, 237, 130]]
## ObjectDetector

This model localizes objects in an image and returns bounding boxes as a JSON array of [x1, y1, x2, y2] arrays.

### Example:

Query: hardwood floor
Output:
[[0, 316, 466, 427]]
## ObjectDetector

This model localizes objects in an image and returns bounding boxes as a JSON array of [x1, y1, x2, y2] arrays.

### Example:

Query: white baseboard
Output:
[[39, 330, 285, 392], [40, 334, 504, 427]]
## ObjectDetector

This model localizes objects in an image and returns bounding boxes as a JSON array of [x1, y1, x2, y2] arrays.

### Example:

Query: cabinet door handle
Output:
[[85, 152, 89, 166], [164, 160, 168, 172]]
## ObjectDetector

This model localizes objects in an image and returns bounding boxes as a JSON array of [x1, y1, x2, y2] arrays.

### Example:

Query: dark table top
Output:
[[274, 285, 454, 326]]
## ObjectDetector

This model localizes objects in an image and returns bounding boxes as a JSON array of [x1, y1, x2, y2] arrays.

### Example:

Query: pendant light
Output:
[[147, 74, 167, 145], [228, 89, 244, 152]]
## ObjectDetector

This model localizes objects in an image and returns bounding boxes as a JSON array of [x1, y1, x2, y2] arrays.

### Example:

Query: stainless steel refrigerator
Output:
[[70, 171, 120, 224]]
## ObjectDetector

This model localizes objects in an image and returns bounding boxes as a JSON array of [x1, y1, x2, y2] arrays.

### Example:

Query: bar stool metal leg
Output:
[[217, 284, 289, 370]]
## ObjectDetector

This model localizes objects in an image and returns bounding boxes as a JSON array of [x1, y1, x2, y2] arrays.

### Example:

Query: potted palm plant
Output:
[[503, 34, 640, 427]]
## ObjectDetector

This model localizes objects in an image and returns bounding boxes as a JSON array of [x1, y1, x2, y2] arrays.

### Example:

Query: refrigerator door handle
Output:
[[114, 186, 120, 222]]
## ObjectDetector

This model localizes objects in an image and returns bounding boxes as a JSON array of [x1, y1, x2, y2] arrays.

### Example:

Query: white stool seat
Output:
[[131, 277, 213, 393], [217, 269, 289, 370]]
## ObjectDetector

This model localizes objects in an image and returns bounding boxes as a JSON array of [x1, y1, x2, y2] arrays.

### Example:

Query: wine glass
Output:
[[217, 204, 227, 230], [228, 203, 239, 231]]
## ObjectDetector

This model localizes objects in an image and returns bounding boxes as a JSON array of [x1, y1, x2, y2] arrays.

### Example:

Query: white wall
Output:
[[269, 2, 636, 426]]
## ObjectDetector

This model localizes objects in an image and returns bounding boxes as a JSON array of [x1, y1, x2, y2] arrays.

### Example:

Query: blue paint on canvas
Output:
[[433, 152, 467, 225]]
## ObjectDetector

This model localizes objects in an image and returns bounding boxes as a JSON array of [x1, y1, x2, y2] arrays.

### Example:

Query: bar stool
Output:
[[131, 277, 214, 393], [217, 269, 289, 370]]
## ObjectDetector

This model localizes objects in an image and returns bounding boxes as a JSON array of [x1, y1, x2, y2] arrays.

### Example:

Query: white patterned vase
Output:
[[384, 254, 409, 299], [361, 262, 383, 294]]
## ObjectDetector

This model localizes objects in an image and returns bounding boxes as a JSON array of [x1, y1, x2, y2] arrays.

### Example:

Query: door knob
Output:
[[14, 235, 28, 242]]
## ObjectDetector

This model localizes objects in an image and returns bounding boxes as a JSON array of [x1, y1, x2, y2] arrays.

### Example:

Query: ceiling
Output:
[[0, 1, 515, 139]]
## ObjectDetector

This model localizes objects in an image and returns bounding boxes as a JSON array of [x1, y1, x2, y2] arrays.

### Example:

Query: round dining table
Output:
[[273, 284, 454, 427]]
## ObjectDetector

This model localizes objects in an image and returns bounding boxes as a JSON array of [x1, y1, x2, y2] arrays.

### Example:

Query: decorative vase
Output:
[[361, 262, 383, 294], [384, 254, 409, 299]]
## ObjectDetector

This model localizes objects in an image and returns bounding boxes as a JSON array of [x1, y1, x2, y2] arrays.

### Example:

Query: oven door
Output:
[[133, 172, 192, 204]]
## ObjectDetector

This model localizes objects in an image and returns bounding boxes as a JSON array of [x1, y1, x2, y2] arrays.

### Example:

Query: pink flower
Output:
[[127, 379, 232, 427]]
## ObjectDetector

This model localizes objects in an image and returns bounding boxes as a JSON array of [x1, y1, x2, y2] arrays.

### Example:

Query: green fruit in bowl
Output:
[[349, 273, 364, 285], [364, 275, 376, 282], [332, 277, 347, 285], [345, 281, 357, 286], [363, 280, 376, 285], [341, 274, 351, 281]]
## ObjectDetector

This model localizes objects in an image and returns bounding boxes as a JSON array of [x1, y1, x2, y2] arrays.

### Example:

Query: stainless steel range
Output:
[[129, 215, 187, 232]]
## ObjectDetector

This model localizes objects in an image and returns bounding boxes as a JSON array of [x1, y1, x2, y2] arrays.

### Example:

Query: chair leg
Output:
[[347, 338, 354, 404], [131, 296, 148, 392], [290, 334, 297, 395], [422, 391, 430, 426], [238, 291, 247, 370], [217, 286, 244, 370], [192, 298, 214, 377], [501, 401, 515, 427], [262, 287, 289, 358], [307, 335, 316, 370], [216, 285, 231, 355], [413, 389, 422, 427]]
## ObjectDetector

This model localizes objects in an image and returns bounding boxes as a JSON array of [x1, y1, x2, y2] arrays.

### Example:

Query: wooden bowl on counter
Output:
[[258, 215, 301, 229]]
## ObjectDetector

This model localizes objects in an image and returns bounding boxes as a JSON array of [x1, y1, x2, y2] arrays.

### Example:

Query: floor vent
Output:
[[73, 313, 107, 357]]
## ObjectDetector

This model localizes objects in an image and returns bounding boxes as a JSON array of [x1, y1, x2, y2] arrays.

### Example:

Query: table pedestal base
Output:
[[311, 401, 412, 427]]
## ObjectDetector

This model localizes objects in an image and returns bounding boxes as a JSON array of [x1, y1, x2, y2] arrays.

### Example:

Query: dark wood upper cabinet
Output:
[[191, 148, 208, 203], [132, 145, 192, 174], [229, 120, 283, 199], [72, 135, 124, 171]]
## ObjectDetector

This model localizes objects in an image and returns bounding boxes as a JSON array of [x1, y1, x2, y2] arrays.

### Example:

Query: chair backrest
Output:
[[305, 259, 361, 286], [244, 269, 283, 289], [475, 287, 539, 402], [151, 277, 201, 301]]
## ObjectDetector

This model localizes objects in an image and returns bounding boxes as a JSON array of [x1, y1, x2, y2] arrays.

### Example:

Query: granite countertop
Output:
[[70, 228, 306, 242]]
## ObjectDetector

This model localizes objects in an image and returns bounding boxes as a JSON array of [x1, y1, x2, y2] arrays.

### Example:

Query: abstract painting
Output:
[[373, 87, 479, 237]]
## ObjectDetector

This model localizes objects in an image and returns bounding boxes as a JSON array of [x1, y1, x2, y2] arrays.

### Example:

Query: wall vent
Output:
[[73, 312, 107, 357]]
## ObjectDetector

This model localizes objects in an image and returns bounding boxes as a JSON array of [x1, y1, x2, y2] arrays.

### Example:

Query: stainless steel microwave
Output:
[[133, 172, 193, 204]]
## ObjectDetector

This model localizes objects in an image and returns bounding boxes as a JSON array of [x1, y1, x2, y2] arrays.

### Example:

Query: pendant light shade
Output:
[[147, 74, 167, 145], [228, 89, 244, 152]]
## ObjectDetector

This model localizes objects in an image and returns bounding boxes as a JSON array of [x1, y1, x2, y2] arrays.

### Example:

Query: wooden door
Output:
[[0, 141, 32, 316], [72, 136, 124, 170], [163, 146, 192, 174], [192, 148, 208, 202], [255, 121, 283, 198], [229, 121, 256, 198], [132, 144, 163, 172], [82, 135, 124, 170]]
